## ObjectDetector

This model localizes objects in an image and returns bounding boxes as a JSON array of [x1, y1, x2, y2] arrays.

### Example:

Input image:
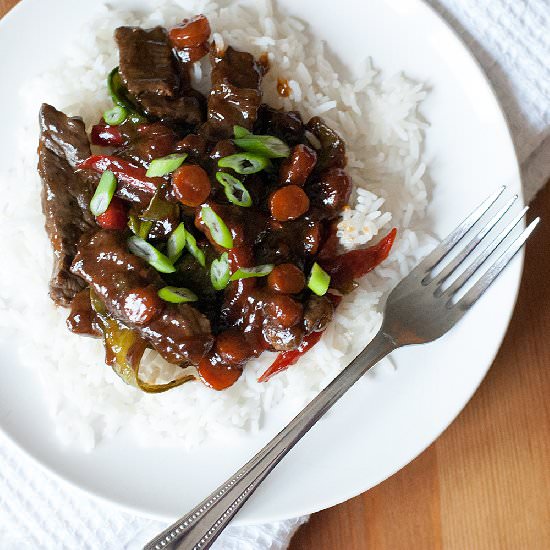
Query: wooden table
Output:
[[290, 184, 550, 549], [2, 1, 548, 548]]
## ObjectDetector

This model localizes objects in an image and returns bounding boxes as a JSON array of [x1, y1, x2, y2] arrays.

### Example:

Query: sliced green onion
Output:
[[210, 252, 230, 291], [233, 125, 251, 139], [146, 153, 188, 177], [107, 67, 146, 124], [218, 153, 270, 175], [184, 231, 206, 267], [229, 264, 274, 281], [158, 286, 198, 304], [128, 215, 152, 239], [216, 172, 252, 207], [103, 105, 127, 125], [308, 262, 331, 296], [200, 205, 233, 249], [166, 222, 187, 262], [127, 236, 176, 274], [90, 170, 117, 216], [234, 134, 290, 159]]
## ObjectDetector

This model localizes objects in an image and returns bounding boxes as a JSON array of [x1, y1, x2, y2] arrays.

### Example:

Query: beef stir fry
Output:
[[38, 14, 396, 391]]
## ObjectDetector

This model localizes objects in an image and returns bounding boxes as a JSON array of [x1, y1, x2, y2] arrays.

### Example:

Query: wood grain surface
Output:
[[1, 1, 548, 548]]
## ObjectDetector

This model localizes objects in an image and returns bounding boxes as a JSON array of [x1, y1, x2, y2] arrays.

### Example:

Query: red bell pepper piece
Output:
[[90, 125, 125, 147], [258, 330, 324, 383], [79, 155, 163, 205], [95, 197, 128, 230], [320, 228, 397, 293]]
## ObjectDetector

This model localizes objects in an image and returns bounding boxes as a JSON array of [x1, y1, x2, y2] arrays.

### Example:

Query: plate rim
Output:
[[0, 0, 524, 525]]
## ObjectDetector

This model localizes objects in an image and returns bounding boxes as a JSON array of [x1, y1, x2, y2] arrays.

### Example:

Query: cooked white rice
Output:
[[0, 0, 436, 451]]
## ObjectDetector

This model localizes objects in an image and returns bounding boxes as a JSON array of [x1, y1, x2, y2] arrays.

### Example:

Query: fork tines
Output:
[[419, 186, 539, 310]]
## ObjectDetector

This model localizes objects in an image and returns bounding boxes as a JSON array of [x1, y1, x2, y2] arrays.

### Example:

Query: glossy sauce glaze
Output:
[[40, 13, 396, 392]]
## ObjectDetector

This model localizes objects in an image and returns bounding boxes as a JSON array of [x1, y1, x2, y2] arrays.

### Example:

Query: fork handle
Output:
[[144, 330, 395, 550]]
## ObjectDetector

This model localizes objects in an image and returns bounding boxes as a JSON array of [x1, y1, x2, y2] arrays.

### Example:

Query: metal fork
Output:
[[144, 187, 539, 550]]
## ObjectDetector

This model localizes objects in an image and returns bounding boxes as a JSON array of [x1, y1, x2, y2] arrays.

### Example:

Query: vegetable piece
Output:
[[91, 124, 125, 147], [306, 116, 346, 170], [166, 223, 187, 263], [79, 155, 162, 205], [169, 15, 211, 49], [319, 228, 397, 293], [172, 164, 211, 207], [158, 286, 198, 304], [128, 215, 152, 239], [258, 330, 324, 382], [184, 231, 206, 267], [127, 235, 176, 274], [210, 252, 230, 290], [269, 185, 310, 221], [103, 105, 127, 126], [90, 170, 117, 216], [233, 128, 290, 159], [146, 153, 188, 177], [308, 262, 331, 296], [140, 187, 180, 238], [267, 263, 306, 294], [90, 290, 194, 393], [218, 153, 270, 175], [229, 264, 274, 281], [200, 205, 234, 249], [279, 144, 317, 187], [96, 197, 128, 230], [233, 125, 250, 139], [107, 67, 146, 124], [198, 354, 242, 390], [216, 172, 252, 207]]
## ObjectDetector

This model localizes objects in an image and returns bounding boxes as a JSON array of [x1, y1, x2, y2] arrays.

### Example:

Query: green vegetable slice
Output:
[[216, 172, 252, 207], [166, 223, 187, 262], [234, 133, 290, 159], [103, 105, 127, 125], [158, 286, 198, 304], [128, 215, 153, 239], [218, 153, 270, 175], [146, 153, 188, 177], [233, 125, 251, 139], [229, 265, 274, 281], [107, 67, 146, 124], [185, 231, 206, 267], [90, 170, 117, 216], [308, 262, 331, 296], [127, 235, 176, 273], [200, 205, 234, 249], [90, 290, 194, 393], [210, 252, 230, 290]]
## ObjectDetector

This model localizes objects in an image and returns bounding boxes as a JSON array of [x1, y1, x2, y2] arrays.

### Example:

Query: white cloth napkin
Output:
[[1, 0, 548, 548]]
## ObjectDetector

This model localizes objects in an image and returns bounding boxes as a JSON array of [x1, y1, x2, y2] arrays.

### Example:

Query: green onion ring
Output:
[[210, 252, 230, 290], [166, 222, 187, 263], [229, 265, 274, 281], [216, 172, 252, 207], [90, 170, 117, 216], [200, 205, 234, 249], [307, 262, 331, 296], [218, 153, 270, 175], [127, 236, 176, 274], [158, 286, 198, 304], [146, 153, 188, 178]]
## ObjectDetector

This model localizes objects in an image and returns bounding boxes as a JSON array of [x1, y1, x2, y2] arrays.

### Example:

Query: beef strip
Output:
[[38, 103, 96, 307], [115, 26, 204, 125], [303, 295, 334, 335], [71, 230, 213, 364], [201, 45, 266, 140], [115, 26, 179, 97]]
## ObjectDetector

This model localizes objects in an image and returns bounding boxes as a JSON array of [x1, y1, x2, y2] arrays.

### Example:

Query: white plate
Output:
[[0, 0, 522, 525]]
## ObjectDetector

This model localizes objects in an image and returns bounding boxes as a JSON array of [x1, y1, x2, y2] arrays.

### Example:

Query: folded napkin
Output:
[[1, 0, 548, 548]]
